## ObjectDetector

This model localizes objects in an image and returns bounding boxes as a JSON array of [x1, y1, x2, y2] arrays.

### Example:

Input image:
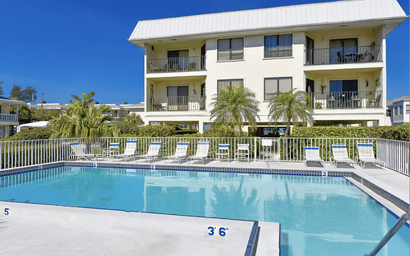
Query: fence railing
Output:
[[0, 114, 18, 122], [311, 91, 383, 109], [147, 56, 206, 73], [0, 137, 408, 176], [377, 139, 409, 176], [149, 96, 206, 111], [305, 45, 382, 65]]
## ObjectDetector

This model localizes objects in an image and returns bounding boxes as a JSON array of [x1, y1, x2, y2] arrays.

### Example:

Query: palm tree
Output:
[[50, 92, 119, 139], [125, 113, 144, 126], [210, 86, 260, 137], [268, 89, 313, 137]]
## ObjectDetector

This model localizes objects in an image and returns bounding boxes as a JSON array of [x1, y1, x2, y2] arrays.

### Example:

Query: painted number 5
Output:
[[4, 208, 10, 216]]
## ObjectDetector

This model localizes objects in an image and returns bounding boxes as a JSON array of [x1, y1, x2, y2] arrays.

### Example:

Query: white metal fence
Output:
[[0, 137, 408, 176]]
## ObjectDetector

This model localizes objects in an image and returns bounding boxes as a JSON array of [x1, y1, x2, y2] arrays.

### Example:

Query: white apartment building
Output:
[[386, 95, 410, 126], [128, 0, 408, 133]]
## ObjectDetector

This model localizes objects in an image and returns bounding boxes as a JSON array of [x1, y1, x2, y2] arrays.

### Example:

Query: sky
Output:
[[0, 0, 408, 104]]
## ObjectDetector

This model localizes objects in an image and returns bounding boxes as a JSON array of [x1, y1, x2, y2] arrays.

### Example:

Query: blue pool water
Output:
[[0, 166, 408, 256]]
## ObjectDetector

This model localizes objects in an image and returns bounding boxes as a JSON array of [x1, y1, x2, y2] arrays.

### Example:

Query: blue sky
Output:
[[0, 0, 408, 104]]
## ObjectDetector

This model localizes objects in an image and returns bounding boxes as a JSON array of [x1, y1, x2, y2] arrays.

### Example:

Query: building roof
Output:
[[129, 0, 408, 47], [386, 95, 410, 106], [0, 96, 27, 105]]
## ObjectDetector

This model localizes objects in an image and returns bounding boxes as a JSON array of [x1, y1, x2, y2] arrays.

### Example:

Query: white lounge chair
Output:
[[216, 144, 230, 162], [357, 141, 385, 168], [70, 143, 104, 161], [137, 141, 162, 161], [331, 144, 356, 168], [305, 147, 324, 167], [103, 142, 120, 157], [235, 144, 249, 162], [188, 141, 210, 164], [113, 140, 137, 161], [165, 141, 189, 163]]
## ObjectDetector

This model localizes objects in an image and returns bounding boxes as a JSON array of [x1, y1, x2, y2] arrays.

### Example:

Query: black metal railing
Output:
[[311, 91, 382, 109], [147, 56, 206, 73], [306, 45, 382, 65], [149, 96, 206, 111]]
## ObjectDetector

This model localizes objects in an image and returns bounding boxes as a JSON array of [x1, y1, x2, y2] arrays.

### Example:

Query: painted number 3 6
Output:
[[208, 226, 227, 237]]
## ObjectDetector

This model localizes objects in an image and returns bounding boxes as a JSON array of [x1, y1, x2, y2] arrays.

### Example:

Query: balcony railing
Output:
[[305, 45, 382, 65], [311, 91, 382, 110], [0, 113, 18, 122], [147, 56, 206, 73], [149, 96, 206, 111]]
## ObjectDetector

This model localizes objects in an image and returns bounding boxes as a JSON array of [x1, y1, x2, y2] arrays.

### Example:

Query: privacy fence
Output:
[[0, 137, 408, 176]]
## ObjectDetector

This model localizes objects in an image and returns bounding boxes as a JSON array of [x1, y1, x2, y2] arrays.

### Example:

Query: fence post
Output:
[[254, 137, 257, 161]]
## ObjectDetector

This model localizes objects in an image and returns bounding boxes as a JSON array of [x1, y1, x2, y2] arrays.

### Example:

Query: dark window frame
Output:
[[264, 77, 293, 101], [217, 38, 244, 61]]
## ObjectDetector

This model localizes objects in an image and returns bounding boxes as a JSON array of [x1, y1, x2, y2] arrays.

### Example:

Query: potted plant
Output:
[[321, 84, 327, 93], [315, 102, 322, 109]]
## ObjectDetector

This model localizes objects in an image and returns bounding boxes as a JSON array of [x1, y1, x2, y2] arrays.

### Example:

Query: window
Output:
[[399, 106, 403, 115], [264, 77, 292, 100], [329, 38, 358, 64], [264, 34, 292, 58], [406, 104, 410, 112], [217, 79, 243, 94], [217, 38, 243, 61], [394, 106, 398, 116], [386, 109, 391, 117]]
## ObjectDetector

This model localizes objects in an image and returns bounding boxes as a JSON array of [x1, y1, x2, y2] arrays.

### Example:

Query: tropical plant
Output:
[[125, 113, 144, 126], [9, 85, 37, 102], [209, 86, 260, 137], [50, 92, 119, 139], [268, 89, 313, 137]]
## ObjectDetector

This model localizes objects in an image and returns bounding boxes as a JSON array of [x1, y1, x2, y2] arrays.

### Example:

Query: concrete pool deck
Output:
[[0, 159, 408, 255], [0, 201, 280, 256]]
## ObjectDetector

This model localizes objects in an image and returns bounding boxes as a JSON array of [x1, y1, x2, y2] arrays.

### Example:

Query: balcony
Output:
[[0, 114, 18, 122], [149, 96, 206, 112], [147, 56, 206, 73], [311, 91, 382, 110], [305, 45, 382, 65]]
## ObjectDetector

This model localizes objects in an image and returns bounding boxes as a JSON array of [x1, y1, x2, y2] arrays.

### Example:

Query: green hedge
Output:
[[139, 125, 176, 137], [115, 121, 140, 135], [291, 126, 391, 138], [381, 124, 409, 141], [8, 128, 54, 141], [202, 126, 241, 137]]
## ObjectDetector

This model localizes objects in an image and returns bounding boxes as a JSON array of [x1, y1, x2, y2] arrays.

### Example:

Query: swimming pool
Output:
[[0, 166, 408, 256]]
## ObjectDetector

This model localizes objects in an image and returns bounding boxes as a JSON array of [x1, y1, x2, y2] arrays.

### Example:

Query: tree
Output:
[[50, 91, 119, 140], [125, 113, 144, 126], [9, 85, 37, 102], [268, 89, 313, 137], [32, 109, 60, 121], [10, 105, 32, 124], [210, 86, 260, 137]]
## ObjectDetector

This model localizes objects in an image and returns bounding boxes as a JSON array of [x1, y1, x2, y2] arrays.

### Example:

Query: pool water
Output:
[[0, 166, 408, 256]]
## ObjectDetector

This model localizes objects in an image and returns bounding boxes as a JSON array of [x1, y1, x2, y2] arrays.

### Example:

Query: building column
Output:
[[16, 105, 19, 120], [199, 121, 204, 134]]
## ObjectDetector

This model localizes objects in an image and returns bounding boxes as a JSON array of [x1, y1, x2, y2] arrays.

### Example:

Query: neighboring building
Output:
[[128, 0, 408, 133], [386, 95, 410, 126], [0, 96, 26, 138], [28, 102, 145, 122]]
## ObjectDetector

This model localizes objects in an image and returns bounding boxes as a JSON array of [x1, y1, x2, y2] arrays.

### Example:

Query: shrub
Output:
[[291, 126, 391, 138], [381, 124, 409, 141], [8, 128, 53, 141], [115, 121, 140, 135], [203, 126, 240, 137], [139, 125, 176, 137]]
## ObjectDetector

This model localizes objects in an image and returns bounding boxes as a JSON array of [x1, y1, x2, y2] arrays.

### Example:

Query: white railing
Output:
[[0, 114, 18, 122], [376, 139, 409, 176], [0, 137, 408, 176]]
